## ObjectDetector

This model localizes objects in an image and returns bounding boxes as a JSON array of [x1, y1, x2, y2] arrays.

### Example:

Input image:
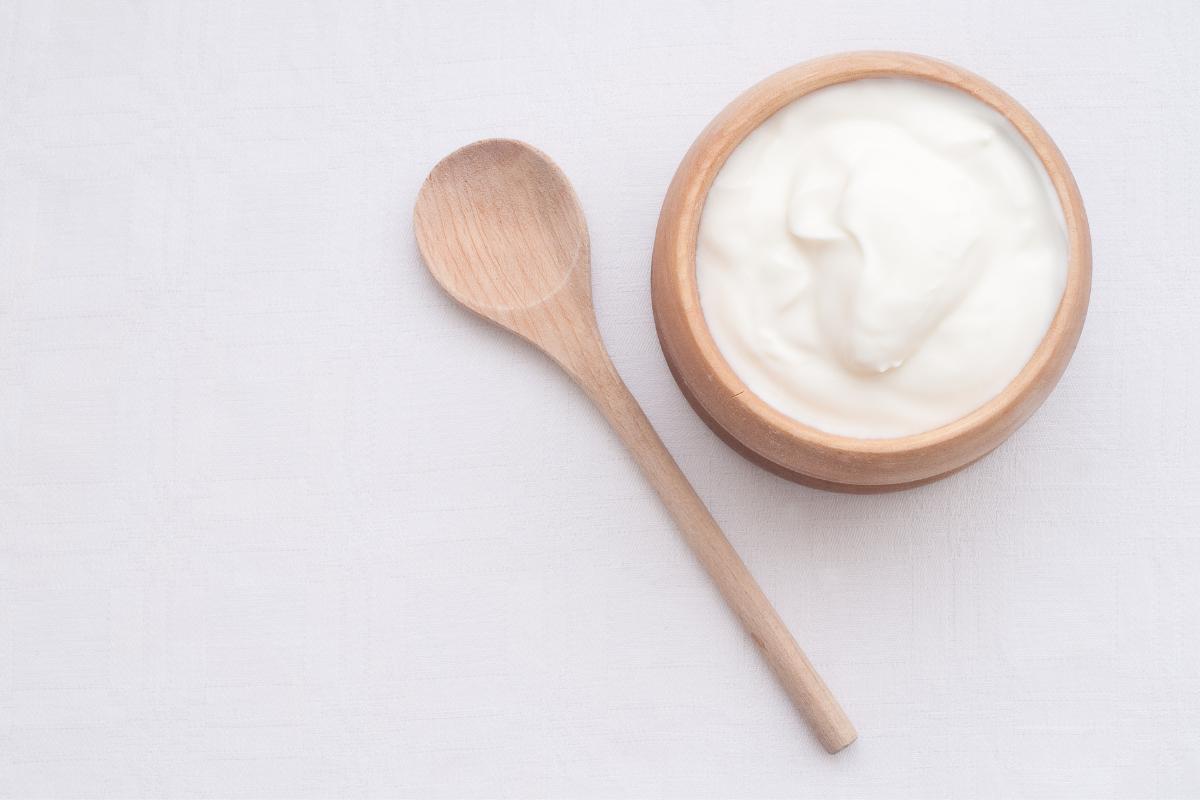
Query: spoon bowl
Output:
[[415, 140, 588, 316]]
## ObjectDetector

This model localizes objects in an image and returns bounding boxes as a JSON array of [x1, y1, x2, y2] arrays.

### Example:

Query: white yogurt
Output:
[[697, 78, 1068, 439]]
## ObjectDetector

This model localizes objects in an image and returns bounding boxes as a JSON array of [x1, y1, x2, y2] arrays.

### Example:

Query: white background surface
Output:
[[1, 1, 1198, 797]]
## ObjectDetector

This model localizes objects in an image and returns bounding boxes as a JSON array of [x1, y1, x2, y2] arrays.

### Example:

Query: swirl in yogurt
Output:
[[697, 78, 1067, 438]]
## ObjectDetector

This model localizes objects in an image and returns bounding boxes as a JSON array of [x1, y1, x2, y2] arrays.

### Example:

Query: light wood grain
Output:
[[652, 51, 1093, 491], [414, 139, 856, 754]]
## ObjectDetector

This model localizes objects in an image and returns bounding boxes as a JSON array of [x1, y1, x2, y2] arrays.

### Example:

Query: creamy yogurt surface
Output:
[[696, 77, 1068, 439]]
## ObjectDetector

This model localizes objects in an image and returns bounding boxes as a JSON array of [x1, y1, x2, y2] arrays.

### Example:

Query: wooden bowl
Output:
[[651, 52, 1091, 492]]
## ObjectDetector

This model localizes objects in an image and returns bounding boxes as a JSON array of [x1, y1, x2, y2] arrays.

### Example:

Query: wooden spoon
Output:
[[413, 139, 856, 753]]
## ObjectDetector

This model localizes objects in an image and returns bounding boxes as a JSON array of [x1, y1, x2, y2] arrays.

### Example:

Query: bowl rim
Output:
[[651, 51, 1092, 480]]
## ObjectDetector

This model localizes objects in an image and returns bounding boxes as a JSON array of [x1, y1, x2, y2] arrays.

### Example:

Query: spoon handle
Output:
[[577, 356, 857, 754]]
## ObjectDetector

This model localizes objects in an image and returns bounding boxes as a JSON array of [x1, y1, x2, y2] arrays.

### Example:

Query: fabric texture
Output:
[[1, 1, 1197, 797]]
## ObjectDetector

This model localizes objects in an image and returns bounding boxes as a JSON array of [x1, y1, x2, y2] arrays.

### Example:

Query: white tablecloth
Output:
[[2, 1, 1198, 797]]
